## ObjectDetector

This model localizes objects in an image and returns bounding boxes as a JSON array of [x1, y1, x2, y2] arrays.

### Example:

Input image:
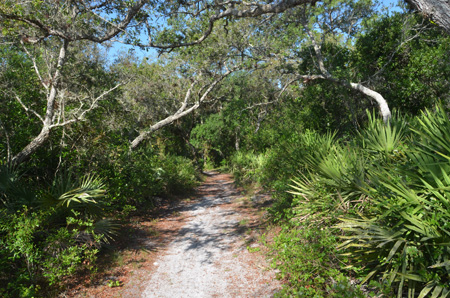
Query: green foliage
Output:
[[266, 105, 450, 296], [2, 1, 450, 297], [42, 217, 100, 286], [413, 104, 450, 160], [90, 145, 199, 210], [355, 13, 450, 114], [41, 174, 107, 217], [107, 279, 122, 287], [191, 113, 234, 166], [242, 105, 450, 296], [0, 207, 102, 297], [270, 224, 366, 297], [337, 105, 450, 297], [0, 169, 112, 296], [228, 151, 267, 186], [359, 110, 407, 156], [0, 163, 37, 211], [158, 154, 199, 194]]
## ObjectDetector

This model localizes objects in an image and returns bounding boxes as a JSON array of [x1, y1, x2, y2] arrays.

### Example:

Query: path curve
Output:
[[142, 171, 280, 297]]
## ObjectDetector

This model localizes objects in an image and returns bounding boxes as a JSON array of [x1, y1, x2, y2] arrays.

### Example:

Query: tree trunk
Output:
[[11, 40, 68, 165], [406, 0, 450, 34], [11, 126, 51, 165], [303, 26, 391, 122], [348, 82, 391, 122], [299, 75, 392, 122], [332, 79, 391, 122], [130, 103, 201, 149]]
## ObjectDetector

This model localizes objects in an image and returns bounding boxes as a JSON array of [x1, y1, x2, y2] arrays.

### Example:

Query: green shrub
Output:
[[157, 154, 199, 194], [228, 151, 267, 185], [42, 221, 99, 286], [270, 223, 366, 297], [262, 130, 336, 189], [0, 169, 113, 297], [337, 106, 450, 297], [91, 145, 199, 210]]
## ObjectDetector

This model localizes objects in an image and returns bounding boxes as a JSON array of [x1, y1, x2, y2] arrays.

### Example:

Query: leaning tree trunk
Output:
[[347, 81, 391, 123], [406, 0, 450, 34], [303, 25, 392, 122], [130, 67, 236, 150], [11, 126, 51, 165], [11, 40, 68, 166]]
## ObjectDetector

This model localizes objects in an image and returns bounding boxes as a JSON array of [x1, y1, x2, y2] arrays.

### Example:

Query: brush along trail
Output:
[[64, 171, 280, 297]]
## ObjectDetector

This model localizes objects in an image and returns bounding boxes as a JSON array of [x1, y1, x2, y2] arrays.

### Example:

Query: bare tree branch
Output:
[[303, 25, 391, 122], [11, 39, 69, 165], [50, 82, 123, 128], [20, 41, 49, 91], [14, 94, 45, 123], [176, 80, 198, 115], [288, 74, 392, 122], [130, 66, 239, 149]]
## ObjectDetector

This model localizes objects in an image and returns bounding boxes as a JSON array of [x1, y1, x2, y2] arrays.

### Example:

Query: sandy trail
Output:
[[142, 172, 279, 298]]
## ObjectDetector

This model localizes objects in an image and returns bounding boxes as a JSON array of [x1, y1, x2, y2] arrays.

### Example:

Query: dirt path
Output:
[[64, 171, 280, 297], [141, 172, 280, 297]]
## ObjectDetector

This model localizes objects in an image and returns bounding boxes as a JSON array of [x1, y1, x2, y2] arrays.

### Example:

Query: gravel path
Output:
[[141, 172, 279, 298]]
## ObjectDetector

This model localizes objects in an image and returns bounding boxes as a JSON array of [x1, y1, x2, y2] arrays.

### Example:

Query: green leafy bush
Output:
[[0, 167, 112, 297], [42, 219, 100, 286], [228, 151, 267, 185], [270, 223, 366, 297], [88, 145, 199, 210], [337, 105, 450, 297]]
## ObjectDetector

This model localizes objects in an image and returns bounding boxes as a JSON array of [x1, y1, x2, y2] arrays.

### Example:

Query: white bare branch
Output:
[[20, 41, 49, 91], [130, 66, 238, 149], [303, 25, 391, 122], [14, 94, 44, 123], [51, 82, 123, 128]]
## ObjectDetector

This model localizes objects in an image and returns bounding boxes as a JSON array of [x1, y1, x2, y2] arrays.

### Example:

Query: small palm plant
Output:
[[337, 105, 450, 297], [42, 174, 106, 216], [41, 173, 118, 244], [359, 110, 408, 158]]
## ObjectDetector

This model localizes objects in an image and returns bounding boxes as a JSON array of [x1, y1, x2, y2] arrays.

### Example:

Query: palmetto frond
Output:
[[413, 103, 450, 160], [359, 110, 407, 156], [0, 162, 37, 211], [41, 174, 106, 218]]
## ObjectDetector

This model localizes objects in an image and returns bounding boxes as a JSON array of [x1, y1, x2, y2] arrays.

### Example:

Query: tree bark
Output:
[[11, 40, 68, 165], [348, 82, 391, 122], [130, 106, 201, 149], [11, 127, 51, 165], [406, 0, 450, 34]]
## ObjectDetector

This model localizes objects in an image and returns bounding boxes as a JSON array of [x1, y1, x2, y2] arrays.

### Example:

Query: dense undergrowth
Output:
[[226, 107, 450, 297], [0, 146, 199, 297]]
